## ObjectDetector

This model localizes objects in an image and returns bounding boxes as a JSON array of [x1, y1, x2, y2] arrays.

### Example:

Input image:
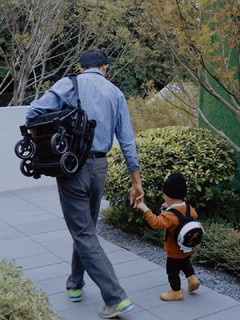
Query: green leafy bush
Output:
[[193, 222, 240, 278], [204, 189, 240, 228], [0, 259, 65, 320], [104, 126, 237, 231]]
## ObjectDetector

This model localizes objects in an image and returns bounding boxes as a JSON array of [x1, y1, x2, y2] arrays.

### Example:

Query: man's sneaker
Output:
[[68, 289, 83, 302], [98, 299, 134, 319]]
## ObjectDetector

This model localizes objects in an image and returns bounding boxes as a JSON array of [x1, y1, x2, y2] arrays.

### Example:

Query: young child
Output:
[[135, 172, 200, 301]]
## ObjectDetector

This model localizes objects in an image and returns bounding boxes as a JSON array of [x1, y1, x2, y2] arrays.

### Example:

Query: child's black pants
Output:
[[166, 256, 194, 291]]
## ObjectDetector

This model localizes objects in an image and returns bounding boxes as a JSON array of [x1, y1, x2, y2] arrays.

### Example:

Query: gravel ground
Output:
[[96, 220, 240, 302]]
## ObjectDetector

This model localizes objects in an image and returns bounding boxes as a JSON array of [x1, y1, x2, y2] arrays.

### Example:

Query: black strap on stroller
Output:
[[15, 74, 96, 179]]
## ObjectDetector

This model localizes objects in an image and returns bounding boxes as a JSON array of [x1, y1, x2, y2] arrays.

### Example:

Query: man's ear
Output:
[[100, 64, 108, 75]]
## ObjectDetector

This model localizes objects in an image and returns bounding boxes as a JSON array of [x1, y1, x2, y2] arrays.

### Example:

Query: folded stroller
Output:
[[14, 74, 96, 179]]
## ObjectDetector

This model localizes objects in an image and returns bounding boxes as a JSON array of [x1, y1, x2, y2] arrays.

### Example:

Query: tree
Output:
[[0, 0, 143, 106], [133, 0, 240, 152], [1, 0, 70, 105]]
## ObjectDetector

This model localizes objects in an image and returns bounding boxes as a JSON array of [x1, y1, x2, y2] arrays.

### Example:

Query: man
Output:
[[26, 49, 144, 318]]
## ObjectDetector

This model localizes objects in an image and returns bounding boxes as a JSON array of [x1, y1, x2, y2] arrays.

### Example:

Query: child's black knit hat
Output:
[[162, 173, 187, 199]]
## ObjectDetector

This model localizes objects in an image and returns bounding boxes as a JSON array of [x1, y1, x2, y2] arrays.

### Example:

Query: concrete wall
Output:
[[0, 106, 55, 192]]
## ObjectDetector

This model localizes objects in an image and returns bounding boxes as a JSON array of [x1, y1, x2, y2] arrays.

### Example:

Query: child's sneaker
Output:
[[160, 289, 184, 301], [68, 289, 84, 302], [188, 275, 200, 292], [98, 299, 134, 319]]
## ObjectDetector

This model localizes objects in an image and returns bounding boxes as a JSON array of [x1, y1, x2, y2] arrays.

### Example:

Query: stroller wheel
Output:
[[15, 140, 35, 159], [60, 152, 79, 175], [20, 159, 34, 177], [51, 133, 68, 155]]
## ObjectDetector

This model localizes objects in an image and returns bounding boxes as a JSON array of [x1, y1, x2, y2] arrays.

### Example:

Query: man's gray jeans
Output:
[[57, 157, 128, 306]]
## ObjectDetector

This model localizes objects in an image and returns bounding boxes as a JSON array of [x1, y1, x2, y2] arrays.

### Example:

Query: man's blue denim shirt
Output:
[[26, 69, 140, 173]]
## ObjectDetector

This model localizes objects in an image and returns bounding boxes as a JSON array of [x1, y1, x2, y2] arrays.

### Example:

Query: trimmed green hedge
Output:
[[105, 126, 237, 212], [193, 222, 240, 278], [0, 259, 65, 320]]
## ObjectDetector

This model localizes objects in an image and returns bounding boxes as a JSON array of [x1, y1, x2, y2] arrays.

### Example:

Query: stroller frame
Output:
[[15, 74, 96, 179]]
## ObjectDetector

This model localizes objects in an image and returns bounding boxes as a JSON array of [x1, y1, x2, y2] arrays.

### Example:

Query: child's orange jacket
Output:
[[144, 204, 198, 259]]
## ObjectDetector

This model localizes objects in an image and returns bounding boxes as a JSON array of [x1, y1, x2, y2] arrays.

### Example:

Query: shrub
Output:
[[104, 126, 237, 232], [193, 222, 240, 278], [0, 259, 65, 320], [205, 189, 240, 229]]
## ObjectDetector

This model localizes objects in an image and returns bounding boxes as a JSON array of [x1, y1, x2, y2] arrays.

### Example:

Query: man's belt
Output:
[[88, 152, 106, 159]]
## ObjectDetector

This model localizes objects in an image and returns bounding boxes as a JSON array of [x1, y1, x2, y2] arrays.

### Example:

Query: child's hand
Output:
[[133, 194, 144, 208], [135, 202, 149, 213]]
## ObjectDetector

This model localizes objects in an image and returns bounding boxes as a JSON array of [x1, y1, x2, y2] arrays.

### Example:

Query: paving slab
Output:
[[0, 185, 239, 320]]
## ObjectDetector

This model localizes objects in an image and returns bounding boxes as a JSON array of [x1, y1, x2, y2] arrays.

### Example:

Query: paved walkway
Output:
[[0, 185, 239, 320]]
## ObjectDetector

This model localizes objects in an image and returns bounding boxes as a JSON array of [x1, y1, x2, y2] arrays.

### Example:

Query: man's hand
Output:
[[130, 184, 144, 207], [130, 169, 144, 207]]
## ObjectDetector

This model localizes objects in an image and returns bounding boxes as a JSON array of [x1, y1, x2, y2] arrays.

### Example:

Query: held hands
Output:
[[134, 201, 149, 213], [129, 170, 145, 211], [134, 200, 168, 214], [130, 183, 144, 207]]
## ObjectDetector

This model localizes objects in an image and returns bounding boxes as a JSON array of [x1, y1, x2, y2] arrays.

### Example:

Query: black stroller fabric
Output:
[[15, 74, 96, 179]]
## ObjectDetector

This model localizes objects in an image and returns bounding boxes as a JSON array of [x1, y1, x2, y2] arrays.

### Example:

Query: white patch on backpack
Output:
[[168, 205, 204, 253]]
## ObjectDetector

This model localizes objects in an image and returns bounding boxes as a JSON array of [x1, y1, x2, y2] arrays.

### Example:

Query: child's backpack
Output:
[[14, 74, 96, 179], [168, 205, 204, 253]]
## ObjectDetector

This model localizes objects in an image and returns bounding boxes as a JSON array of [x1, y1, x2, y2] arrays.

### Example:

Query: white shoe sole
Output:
[[99, 304, 135, 318]]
